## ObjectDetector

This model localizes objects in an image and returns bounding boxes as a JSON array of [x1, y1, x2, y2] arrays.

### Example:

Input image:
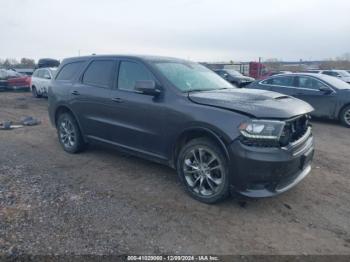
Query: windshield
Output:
[[337, 70, 350, 77], [154, 61, 234, 92], [225, 69, 243, 77]]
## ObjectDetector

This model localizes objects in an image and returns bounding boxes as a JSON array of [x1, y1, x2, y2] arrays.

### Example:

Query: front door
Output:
[[293, 76, 337, 118], [109, 60, 166, 158]]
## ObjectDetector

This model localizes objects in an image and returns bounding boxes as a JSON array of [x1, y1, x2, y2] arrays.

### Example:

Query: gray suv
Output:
[[48, 55, 314, 203]]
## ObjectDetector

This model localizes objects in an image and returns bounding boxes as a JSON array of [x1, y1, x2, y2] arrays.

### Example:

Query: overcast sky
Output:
[[1, 0, 349, 62]]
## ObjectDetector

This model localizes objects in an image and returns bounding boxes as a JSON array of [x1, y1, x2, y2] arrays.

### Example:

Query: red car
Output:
[[3, 70, 31, 91]]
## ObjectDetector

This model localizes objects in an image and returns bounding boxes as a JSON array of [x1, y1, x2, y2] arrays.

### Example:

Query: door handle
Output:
[[71, 90, 80, 95], [112, 97, 124, 103]]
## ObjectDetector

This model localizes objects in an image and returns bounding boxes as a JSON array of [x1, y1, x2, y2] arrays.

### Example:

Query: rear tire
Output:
[[176, 138, 230, 204], [56, 113, 85, 153], [340, 105, 350, 128], [32, 86, 41, 98]]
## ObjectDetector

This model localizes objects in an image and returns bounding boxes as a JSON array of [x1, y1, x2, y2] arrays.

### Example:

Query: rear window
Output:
[[56, 61, 84, 81], [82, 60, 115, 88]]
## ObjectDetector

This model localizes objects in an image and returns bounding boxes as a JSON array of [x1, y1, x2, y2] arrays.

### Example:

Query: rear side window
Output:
[[33, 70, 39, 77], [263, 76, 294, 86], [82, 60, 115, 88], [37, 70, 44, 78], [56, 61, 84, 81], [118, 61, 154, 91]]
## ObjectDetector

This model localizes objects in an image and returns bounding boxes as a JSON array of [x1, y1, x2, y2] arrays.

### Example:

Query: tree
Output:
[[19, 58, 36, 68], [264, 58, 282, 71], [2, 58, 19, 69]]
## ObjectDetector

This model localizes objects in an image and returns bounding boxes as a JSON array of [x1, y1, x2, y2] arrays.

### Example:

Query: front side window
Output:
[[118, 61, 154, 91], [42, 70, 51, 79], [32, 70, 40, 77], [82, 60, 114, 88], [56, 61, 84, 81], [297, 76, 327, 90], [153, 61, 233, 92]]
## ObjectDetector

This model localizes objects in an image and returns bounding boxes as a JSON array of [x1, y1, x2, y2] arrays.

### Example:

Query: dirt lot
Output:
[[0, 92, 350, 256]]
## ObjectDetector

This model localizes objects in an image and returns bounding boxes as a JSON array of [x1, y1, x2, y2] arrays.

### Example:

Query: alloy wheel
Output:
[[182, 147, 224, 197], [344, 109, 350, 126], [59, 119, 76, 149]]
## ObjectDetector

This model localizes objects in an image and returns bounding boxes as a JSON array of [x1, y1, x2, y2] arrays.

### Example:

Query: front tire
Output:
[[340, 105, 350, 128], [176, 138, 230, 204], [56, 113, 85, 153], [31, 86, 41, 98]]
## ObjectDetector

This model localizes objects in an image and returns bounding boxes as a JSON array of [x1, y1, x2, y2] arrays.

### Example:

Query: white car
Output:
[[306, 70, 350, 84], [31, 68, 57, 97]]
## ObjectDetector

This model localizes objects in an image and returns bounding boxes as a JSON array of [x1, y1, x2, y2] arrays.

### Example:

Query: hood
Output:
[[238, 76, 255, 82], [188, 88, 314, 119]]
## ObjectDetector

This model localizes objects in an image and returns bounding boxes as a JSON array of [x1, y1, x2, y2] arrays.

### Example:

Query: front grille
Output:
[[279, 114, 310, 147]]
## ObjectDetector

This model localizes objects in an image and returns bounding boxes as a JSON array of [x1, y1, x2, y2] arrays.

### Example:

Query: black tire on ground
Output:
[[32, 86, 41, 98], [340, 105, 350, 128], [176, 137, 230, 204], [56, 113, 85, 153]]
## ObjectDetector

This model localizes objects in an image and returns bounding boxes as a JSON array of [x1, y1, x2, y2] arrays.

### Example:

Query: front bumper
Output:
[[228, 128, 314, 197]]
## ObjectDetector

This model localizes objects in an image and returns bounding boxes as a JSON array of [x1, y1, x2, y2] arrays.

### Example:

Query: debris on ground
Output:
[[0, 116, 40, 130]]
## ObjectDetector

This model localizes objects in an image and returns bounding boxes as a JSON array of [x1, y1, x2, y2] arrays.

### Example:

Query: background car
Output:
[[305, 69, 350, 83], [13, 68, 35, 76], [0, 69, 31, 91], [31, 68, 57, 97], [214, 69, 255, 87], [247, 73, 350, 127], [0, 69, 8, 90], [38, 58, 60, 68]]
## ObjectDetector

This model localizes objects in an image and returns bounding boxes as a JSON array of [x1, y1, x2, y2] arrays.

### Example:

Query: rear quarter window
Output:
[[56, 61, 84, 81]]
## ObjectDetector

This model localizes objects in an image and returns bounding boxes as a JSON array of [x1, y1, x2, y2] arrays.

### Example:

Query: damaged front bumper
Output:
[[228, 127, 314, 197]]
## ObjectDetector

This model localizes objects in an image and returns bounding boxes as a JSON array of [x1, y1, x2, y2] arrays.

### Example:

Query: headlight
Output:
[[239, 120, 285, 140]]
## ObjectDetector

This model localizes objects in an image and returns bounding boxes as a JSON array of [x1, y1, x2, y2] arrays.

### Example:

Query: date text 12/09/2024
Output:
[[126, 255, 219, 261]]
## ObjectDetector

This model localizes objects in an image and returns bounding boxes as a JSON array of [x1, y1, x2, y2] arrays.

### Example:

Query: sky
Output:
[[0, 0, 349, 62]]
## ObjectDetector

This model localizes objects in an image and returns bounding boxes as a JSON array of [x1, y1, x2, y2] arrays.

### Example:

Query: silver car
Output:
[[306, 69, 350, 84], [31, 68, 57, 97]]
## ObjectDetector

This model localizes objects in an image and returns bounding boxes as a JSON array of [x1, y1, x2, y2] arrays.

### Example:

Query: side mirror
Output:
[[319, 86, 332, 93], [135, 80, 160, 96], [44, 75, 51, 80]]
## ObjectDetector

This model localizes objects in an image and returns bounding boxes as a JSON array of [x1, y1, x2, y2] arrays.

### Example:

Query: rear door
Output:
[[108, 59, 166, 158], [293, 76, 337, 117], [69, 59, 116, 141]]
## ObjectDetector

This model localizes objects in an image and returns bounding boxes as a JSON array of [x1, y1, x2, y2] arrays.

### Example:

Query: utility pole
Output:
[[258, 57, 262, 78]]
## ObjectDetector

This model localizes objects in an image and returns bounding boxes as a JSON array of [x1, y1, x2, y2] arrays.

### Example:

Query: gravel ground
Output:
[[0, 92, 350, 256]]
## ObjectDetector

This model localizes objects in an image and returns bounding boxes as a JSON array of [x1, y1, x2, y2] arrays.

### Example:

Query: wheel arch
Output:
[[338, 103, 350, 120], [172, 127, 230, 168], [54, 105, 87, 142]]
